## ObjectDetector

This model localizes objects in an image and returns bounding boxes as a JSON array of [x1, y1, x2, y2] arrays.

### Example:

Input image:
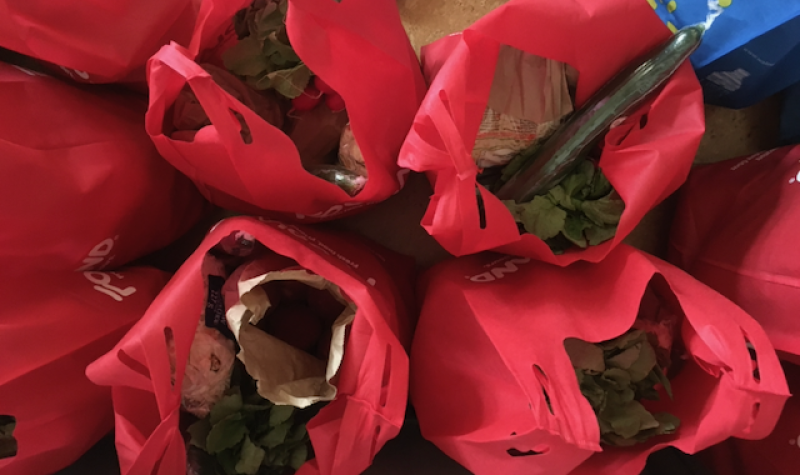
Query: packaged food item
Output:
[[471, 46, 574, 169]]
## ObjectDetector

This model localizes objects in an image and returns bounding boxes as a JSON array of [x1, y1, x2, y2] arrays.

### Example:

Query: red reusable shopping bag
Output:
[[0, 0, 199, 86], [0, 267, 170, 475], [669, 145, 800, 362], [411, 245, 789, 475], [86, 216, 415, 475], [398, 0, 704, 264], [145, 0, 427, 222], [696, 361, 800, 475], [0, 62, 208, 273]]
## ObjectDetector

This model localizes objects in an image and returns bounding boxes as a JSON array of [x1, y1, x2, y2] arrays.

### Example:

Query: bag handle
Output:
[[328, 325, 407, 471], [149, 43, 282, 204], [154, 43, 253, 146], [657, 260, 790, 441], [121, 409, 182, 475]]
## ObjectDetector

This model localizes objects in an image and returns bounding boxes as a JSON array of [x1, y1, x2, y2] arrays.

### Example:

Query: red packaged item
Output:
[[669, 145, 800, 363], [86, 217, 415, 475], [398, 0, 704, 264], [410, 245, 788, 475], [696, 362, 800, 475], [0, 62, 208, 272], [145, 0, 426, 222], [0, 0, 199, 87], [0, 267, 170, 475]]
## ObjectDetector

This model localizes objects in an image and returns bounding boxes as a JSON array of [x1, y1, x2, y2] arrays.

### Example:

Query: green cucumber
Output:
[[495, 24, 704, 203], [311, 165, 367, 197]]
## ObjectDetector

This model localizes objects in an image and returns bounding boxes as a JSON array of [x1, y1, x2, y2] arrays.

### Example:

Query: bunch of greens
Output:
[[187, 385, 313, 475], [564, 330, 680, 447], [501, 160, 624, 254], [0, 415, 16, 460], [223, 0, 313, 99]]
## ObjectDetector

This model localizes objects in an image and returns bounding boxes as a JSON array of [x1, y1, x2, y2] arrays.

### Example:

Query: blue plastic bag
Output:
[[649, 0, 800, 109]]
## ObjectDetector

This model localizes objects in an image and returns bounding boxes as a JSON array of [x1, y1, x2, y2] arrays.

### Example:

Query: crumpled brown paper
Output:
[[226, 269, 356, 408], [472, 46, 575, 168]]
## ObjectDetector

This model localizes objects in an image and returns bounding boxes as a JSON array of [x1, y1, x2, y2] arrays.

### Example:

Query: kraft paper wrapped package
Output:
[[0, 0, 200, 86], [0, 62, 208, 273], [0, 267, 170, 475], [649, 0, 800, 108], [411, 245, 788, 475], [87, 217, 415, 475], [145, 0, 426, 222], [398, 0, 704, 265], [669, 145, 800, 363]]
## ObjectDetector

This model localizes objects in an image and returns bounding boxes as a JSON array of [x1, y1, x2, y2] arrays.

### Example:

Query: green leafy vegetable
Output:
[[503, 161, 624, 253], [269, 405, 295, 427], [223, 0, 313, 99], [211, 392, 244, 425], [188, 417, 213, 450], [290, 446, 308, 470], [565, 330, 680, 446], [186, 385, 313, 475], [261, 422, 291, 449], [235, 436, 266, 475], [503, 196, 566, 240], [206, 413, 248, 454], [0, 415, 17, 460]]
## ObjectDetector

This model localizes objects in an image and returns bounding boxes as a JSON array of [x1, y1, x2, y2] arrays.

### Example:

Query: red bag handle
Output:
[[659, 261, 790, 441], [122, 410, 183, 475], [404, 34, 527, 254], [152, 43, 255, 150], [149, 43, 314, 203], [333, 335, 407, 467]]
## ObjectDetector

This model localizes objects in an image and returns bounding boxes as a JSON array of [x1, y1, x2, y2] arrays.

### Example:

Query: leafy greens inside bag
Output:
[[169, 0, 366, 197], [565, 285, 682, 447], [474, 46, 626, 254], [171, 230, 356, 475]]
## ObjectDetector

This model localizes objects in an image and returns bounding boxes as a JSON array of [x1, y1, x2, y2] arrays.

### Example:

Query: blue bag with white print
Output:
[[649, 0, 800, 108]]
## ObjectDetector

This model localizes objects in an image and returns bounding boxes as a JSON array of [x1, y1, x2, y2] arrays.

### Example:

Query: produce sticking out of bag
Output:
[[566, 289, 683, 447], [168, 0, 366, 196], [475, 25, 704, 254], [0, 415, 16, 460], [172, 230, 356, 475]]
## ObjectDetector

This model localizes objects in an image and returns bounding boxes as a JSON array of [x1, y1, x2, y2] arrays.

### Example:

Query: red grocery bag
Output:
[[0, 62, 208, 273], [398, 0, 704, 264], [144, 0, 426, 222], [410, 245, 788, 475], [0, 267, 170, 475], [696, 362, 800, 475], [669, 145, 800, 362], [0, 0, 199, 86], [86, 216, 415, 475]]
